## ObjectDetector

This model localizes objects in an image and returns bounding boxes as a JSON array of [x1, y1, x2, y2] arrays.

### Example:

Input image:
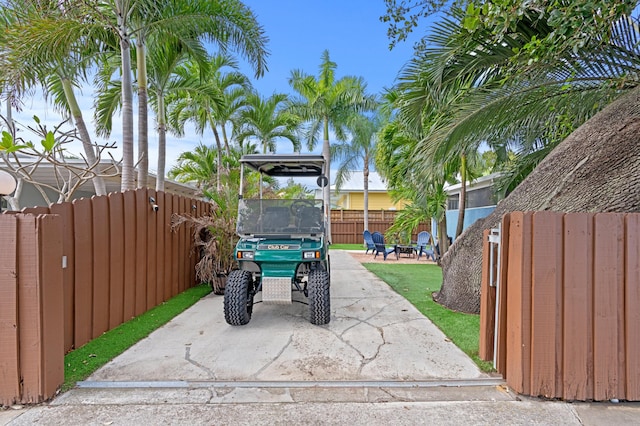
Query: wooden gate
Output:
[[480, 211, 640, 401]]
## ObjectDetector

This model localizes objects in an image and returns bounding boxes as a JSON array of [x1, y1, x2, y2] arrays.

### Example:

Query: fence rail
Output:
[[0, 189, 209, 405], [480, 211, 640, 401], [330, 210, 430, 244]]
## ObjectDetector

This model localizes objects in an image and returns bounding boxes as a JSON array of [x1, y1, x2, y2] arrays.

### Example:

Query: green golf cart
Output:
[[224, 154, 331, 326]]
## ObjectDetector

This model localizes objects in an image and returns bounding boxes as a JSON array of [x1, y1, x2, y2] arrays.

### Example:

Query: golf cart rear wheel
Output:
[[308, 270, 330, 325], [224, 270, 254, 326]]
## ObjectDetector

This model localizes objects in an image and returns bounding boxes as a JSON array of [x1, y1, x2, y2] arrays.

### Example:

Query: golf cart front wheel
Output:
[[308, 270, 331, 325], [224, 270, 254, 326]]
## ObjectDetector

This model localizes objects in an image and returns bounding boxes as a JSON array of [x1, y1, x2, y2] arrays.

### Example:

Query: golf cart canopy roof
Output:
[[240, 154, 325, 177]]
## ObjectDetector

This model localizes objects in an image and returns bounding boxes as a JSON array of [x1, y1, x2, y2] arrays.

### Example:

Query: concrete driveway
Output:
[[9, 251, 637, 425], [87, 250, 484, 382]]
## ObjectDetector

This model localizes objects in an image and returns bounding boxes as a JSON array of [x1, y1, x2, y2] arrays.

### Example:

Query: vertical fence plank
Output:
[[479, 229, 495, 361], [38, 215, 64, 398], [0, 215, 19, 405], [625, 214, 640, 400], [176, 196, 188, 294], [593, 213, 625, 400], [73, 198, 93, 348], [91, 196, 110, 338], [108, 193, 125, 329], [164, 193, 174, 299], [180, 197, 189, 290], [146, 189, 157, 309], [171, 194, 180, 297], [135, 189, 148, 315], [563, 213, 593, 401], [122, 190, 136, 321], [189, 200, 198, 287], [17, 215, 42, 402], [505, 211, 533, 394], [495, 213, 511, 378], [50, 203, 75, 353], [156, 191, 165, 303], [530, 211, 563, 398]]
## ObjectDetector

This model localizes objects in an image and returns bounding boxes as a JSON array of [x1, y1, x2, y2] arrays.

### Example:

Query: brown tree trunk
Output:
[[435, 86, 640, 314]]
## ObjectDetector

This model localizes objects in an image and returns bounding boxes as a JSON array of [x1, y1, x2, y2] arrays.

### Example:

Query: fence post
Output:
[[505, 211, 533, 395], [37, 215, 64, 400], [625, 214, 640, 400], [0, 215, 19, 405], [479, 229, 495, 361], [562, 213, 594, 401], [530, 211, 563, 398]]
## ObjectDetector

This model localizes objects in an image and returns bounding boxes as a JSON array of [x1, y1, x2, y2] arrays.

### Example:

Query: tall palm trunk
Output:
[[117, 4, 135, 192], [136, 38, 148, 188], [210, 118, 223, 191], [60, 76, 107, 196], [221, 126, 231, 155], [363, 161, 369, 232], [156, 91, 166, 192], [455, 153, 467, 238], [322, 117, 331, 242]]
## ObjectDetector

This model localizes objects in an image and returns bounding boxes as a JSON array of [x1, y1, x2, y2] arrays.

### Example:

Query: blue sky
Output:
[[237, 0, 419, 98]]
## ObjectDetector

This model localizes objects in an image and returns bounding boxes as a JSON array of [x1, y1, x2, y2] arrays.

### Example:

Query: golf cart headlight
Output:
[[303, 251, 320, 259], [237, 251, 254, 260]]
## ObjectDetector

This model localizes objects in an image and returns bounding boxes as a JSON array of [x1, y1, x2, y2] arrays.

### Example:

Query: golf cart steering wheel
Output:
[[289, 199, 316, 216]]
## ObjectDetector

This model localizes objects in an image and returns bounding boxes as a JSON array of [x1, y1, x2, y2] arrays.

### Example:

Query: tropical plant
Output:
[[168, 143, 219, 192], [385, 2, 640, 313], [277, 178, 314, 199], [332, 110, 382, 232], [0, 115, 118, 207], [288, 50, 377, 237], [7, 0, 268, 191], [235, 92, 301, 154], [0, 1, 108, 195], [168, 54, 252, 191]]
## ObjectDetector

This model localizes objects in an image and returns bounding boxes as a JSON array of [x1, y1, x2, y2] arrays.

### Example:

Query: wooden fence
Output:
[[480, 211, 640, 401], [330, 209, 431, 244], [0, 188, 210, 405]]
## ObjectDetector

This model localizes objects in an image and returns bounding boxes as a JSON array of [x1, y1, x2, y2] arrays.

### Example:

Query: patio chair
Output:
[[363, 230, 376, 254], [372, 231, 398, 260], [415, 231, 436, 261]]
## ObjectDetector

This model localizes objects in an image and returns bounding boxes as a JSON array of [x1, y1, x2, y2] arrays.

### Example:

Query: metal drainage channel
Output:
[[77, 378, 505, 389]]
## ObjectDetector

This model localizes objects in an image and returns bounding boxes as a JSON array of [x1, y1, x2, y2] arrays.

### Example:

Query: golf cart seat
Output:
[[298, 206, 322, 232], [263, 206, 290, 232]]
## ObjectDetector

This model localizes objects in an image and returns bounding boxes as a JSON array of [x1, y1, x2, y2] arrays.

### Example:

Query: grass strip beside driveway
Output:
[[363, 263, 493, 372], [63, 283, 211, 391]]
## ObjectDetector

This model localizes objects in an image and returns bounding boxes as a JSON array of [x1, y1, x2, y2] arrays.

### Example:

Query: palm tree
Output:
[[235, 93, 301, 154], [288, 50, 376, 239], [331, 111, 382, 232], [168, 143, 219, 191], [393, 7, 640, 313], [168, 54, 252, 190], [0, 1, 108, 195], [8, 0, 268, 191]]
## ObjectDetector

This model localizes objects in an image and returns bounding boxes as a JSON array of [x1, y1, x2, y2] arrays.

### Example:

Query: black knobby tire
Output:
[[224, 270, 254, 326], [308, 270, 331, 325]]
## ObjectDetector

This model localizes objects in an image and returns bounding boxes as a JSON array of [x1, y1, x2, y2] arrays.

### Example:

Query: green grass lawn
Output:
[[330, 243, 365, 250], [63, 283, 211, 391], [363, 263, 493, 372]]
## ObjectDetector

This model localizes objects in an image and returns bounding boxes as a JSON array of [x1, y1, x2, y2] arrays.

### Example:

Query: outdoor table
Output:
[[396, 244, 415, 258]]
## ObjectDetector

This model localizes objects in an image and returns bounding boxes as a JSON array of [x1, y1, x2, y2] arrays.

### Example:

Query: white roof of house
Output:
[[1, 158, 199, 198], [331, 171, 387, 192], [444, 172, 501, 195]]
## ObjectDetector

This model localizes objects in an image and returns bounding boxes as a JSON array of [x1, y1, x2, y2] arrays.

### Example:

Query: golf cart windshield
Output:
[[237, 199, 324, 237], [237, 154, 328, 237]]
